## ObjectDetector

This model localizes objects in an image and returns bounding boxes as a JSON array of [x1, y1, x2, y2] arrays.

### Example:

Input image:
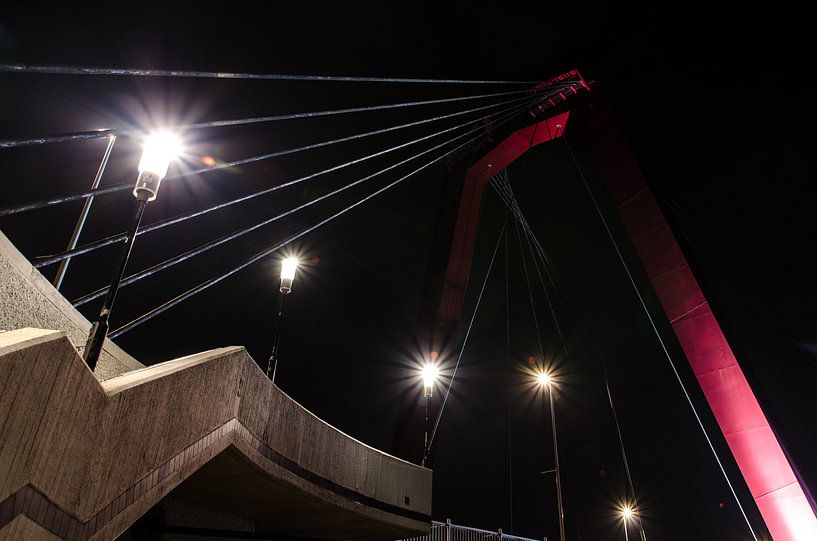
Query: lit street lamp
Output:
[[420, 362, 439, 467], [620, 504, 635, 541], [83, 132, 180, 370], [267, 257, 299, 382], [536, 369, 566, 541]]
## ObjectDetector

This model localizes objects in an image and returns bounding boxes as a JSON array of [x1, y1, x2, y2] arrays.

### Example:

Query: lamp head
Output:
[[134, 132, 181, 201], [421, 363, 439, 398], [280, 257, 299, 293]]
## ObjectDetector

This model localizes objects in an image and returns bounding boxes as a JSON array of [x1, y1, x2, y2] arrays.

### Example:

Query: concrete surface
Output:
[[0, 230, 141, 380], [0, 328, 432, 541]]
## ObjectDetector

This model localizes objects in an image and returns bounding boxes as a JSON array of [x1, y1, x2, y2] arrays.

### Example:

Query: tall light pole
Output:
[[267, 257, 299, 382], [620, 505, 635, 541], [536, 370, 566, 541], [420, 362, 439, 467], [83, 132, 180, 370]]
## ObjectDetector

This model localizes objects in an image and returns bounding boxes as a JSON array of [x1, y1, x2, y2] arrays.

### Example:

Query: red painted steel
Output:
[[592, 118, 817, 540], [438, 111, 570, 321], [438, 102, 817, 537]]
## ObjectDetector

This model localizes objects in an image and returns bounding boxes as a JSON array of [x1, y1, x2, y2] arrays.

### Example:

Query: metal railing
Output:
[[398, 520, 545, 541]]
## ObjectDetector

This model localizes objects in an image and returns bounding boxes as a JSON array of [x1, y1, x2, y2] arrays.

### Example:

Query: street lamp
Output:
[[83, 132, 180, 370], [536, 369, 566, 541], [620, 504, 635, 541], [420, 362, 439, 467], [267, 257, 299, 382]]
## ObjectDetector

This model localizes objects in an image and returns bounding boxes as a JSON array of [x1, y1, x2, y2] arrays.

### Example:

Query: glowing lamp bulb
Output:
[[138, 132, 181, 178], [280, 257, 299, 293], [133, 132, 181, 201], [536, 371, 552, 387], [421, 363, 439, 397], [621, 505, 634, 521]]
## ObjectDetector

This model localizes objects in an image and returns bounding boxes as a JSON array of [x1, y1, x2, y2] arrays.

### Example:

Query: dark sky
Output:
[[1, 3, 815, 541]]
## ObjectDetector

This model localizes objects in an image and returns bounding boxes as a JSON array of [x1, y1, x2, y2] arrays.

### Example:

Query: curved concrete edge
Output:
[[0, 328, 432, 540], [0, 230, 142, 380]]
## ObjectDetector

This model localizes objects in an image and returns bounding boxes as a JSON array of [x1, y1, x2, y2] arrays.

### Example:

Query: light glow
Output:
[[138, 132, 182, 179], [421, 363, 439, 397], [281, 257, 299, 281], [620, 505, 634, 521], [535, 370, 553, 388]]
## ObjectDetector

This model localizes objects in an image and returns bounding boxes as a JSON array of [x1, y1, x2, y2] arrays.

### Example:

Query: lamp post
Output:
[[267, 257, 299, 382], [620, 505, 635, 541], [83, 132, 180, 370], [536, 370, 566, 541], [420, 362, 439, 467]]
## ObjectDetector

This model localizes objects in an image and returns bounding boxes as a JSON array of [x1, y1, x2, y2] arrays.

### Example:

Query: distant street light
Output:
[[420, 362, 439, 467], [267, 257, 299, 382], [620, 504, 635, 541], [83, 132, 180, 370], [536, 369, 566, 541]]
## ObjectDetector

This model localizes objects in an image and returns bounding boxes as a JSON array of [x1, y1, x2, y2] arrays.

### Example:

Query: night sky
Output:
[[1, 3, 815, 540]]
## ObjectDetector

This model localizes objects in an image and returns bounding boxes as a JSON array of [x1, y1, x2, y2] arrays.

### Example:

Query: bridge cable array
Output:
[[0, 64, 583, 348], [32, 89, 560, 270], [2, 86, 573, 219], [0, 87, 543, 150], [65, 98, 548, 306], [495, 169, 650, 540], [492, 173, 573, 364], [107, 99, 542, 338]]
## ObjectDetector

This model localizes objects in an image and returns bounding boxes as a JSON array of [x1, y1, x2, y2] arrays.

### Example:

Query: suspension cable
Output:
[[491, 173, 545, 362], [492, 175, 573, 359], [589, 305, 648, 541], [504, 224, 515, 532], [108, 100, 532, 338], [492, 170, 562, 288], [3, 88, 559, 218], [561, 134, 759, 541], [72, 99, 537, 306], [34, 91, 554, 268], [428, 214, 508, 450], [0, 62, 555, 85], [0, 86, 566, 149], [498, 167, 646, 537], [508, 192, 546, 362]]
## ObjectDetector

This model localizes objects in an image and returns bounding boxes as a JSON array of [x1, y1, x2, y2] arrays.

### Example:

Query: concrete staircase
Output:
[[0, 328, 431, 540]]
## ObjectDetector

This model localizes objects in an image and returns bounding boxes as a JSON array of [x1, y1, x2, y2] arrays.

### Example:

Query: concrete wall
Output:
[[0, 230, 141, 379], [0, 328, 432, 541]]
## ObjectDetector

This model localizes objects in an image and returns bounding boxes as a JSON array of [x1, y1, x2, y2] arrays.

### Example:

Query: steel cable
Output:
[[73, 98, 540, 306], [2, 88, 561, 217], [0, 86, 572, 149], [35, 89, 560, 268], [0, 62, 556, 85], [561, 133, 759, 541], [108, 98, 535, 338]]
